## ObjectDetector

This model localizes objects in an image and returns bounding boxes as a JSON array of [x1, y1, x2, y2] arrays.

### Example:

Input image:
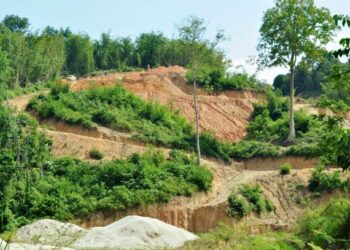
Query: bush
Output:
[[2, 150, 213, 232], [280, 163, 291, 175], [230, 140, 280, 159], [186, 65, 268, 92], [89, 148, 104, 160], [285, 143, 321, 157], [308, 167, 342, 193], [297, 198, 350, 249], [228, 185, 274, 218]]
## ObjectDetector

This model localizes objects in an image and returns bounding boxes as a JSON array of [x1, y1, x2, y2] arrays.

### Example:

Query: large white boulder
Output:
[[71, 216, 198, 249]]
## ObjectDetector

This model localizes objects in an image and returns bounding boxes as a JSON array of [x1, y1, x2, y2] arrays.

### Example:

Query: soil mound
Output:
[[10, 216, 197, 250]]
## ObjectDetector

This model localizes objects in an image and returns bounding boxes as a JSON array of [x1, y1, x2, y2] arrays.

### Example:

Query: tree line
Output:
[[0, 15, 226, 89]]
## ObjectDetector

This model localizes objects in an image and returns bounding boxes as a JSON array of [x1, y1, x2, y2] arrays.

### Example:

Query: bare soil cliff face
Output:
[[68, 66, 265, 142]]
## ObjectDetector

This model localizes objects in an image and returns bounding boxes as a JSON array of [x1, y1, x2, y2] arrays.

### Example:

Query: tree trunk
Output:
[[287, 63, 296, 142], [192, 69, 201, 165]]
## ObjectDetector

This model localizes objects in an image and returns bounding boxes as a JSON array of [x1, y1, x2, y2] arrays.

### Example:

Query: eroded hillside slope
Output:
[[68, 66, 264, 142]]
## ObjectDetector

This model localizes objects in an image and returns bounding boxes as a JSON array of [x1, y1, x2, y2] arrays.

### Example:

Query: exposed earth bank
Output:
[[67, 66, 265, 142]]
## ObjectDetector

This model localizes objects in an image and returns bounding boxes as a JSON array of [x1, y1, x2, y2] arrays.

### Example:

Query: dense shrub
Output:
[[187, 66, 268, 92], [308, 167, 342, 193], [2, 150, 213, 232], [280, 163, 291, 175], [89, 148, 104, 160], [297, 198, 350, 249], [228, 185, 274, 218], [230, 140, 280, 159], [285, 142, 321, 157]]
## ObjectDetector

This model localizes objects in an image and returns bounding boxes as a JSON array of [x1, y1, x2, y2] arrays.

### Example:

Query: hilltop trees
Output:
[[258, 0, 335, 142], [65, 34, 94, 76]]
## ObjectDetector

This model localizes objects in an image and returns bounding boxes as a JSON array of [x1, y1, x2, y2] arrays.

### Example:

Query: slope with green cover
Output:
[[28, 83, 232, 161], [0, 104, 213, 233]]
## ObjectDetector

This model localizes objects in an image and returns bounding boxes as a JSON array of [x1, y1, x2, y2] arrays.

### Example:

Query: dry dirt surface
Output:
[[67, 66, 265, 142]]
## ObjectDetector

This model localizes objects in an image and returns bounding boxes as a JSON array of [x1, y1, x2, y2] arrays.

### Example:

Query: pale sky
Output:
[[1, 0, 350, 83]]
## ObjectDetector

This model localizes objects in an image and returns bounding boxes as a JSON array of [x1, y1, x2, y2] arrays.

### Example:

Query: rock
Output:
[[0, 238, 7, 250], [71, 216, 198, 249], [12, 219, 86, 247], [11, 216, 197, 250]]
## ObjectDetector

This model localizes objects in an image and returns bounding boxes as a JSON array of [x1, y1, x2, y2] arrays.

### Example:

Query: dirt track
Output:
[[46, 128, 317, 232]]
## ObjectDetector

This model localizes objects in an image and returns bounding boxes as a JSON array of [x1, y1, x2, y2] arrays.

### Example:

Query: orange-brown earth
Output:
[[67, 66, 265, 142]]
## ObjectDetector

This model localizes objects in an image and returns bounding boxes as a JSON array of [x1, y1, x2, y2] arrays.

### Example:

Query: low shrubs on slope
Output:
[[2, 149, 213, 232], [227, 184, 274, 218], [28, 83, 232, 161], [297, 198, 350, 249], [0, 104, 213, 232], [240, 89, 346, 160]]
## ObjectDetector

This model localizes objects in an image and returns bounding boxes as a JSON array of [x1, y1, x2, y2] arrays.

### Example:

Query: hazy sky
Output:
[[1, 0, 350, 83]]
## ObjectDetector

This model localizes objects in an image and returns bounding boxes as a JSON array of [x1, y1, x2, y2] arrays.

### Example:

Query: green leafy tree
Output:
[[258, 0, 336, 142], [27, 34, 66, 83], [0, 49, 12, 90], [65, 33, 94, 76], [2, 15, 29, 33], [136, 32, 167, 68], [336, 130, 350, 170], [178, 16, 207, 165], [0, 25, 28, 87], [333, 15, 350, 57]]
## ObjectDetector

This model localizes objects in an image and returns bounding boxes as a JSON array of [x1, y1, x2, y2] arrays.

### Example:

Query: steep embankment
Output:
[[6, 70, 320, 233], [67, 66, 264, 142]]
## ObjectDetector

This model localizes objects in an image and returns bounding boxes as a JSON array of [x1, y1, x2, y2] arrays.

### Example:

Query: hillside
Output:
[[66, 66, 264, 142]]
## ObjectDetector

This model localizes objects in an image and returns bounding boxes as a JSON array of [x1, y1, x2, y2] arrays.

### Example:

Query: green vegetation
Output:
[[181, 223, 298, 250], [88, 148, 104, 160], [228, 184, 274, 218], [317, 63, 350, 112], [258, 0, 336, 142], [280, 163, 291, 175], [0, 104, 213, 232], [183, 198, 350, 250], [28, 83, 232, 161], [273, 55, 339, 98], [297, 198, 350, 249], [187, 66, 268, 92], [237, 89, 347, 161], [0, 15, 226, 90], [230, 140, 280, 159], [308, 167, 343, 194]]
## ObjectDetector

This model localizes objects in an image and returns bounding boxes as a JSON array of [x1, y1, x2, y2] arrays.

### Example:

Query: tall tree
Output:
[[178, 16, 207, 165], [65, 34, 94, 76], [136, 32, 167, 68], [257, 0, 335, 142], [2, 15, 29, 33]]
